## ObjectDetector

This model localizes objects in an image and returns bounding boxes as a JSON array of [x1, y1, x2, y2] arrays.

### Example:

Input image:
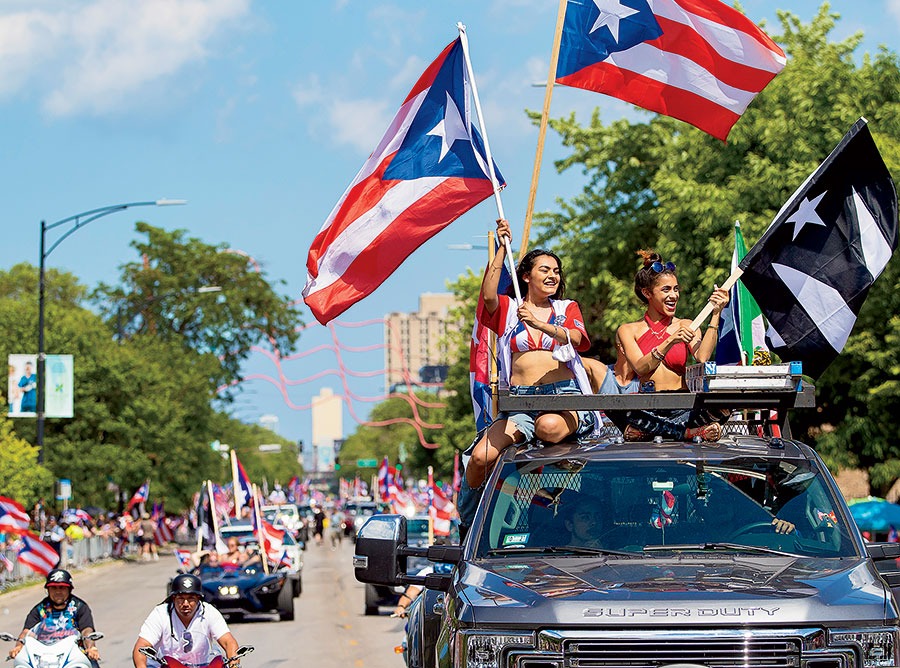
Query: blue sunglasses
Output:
[[650, 261, 676, 273]]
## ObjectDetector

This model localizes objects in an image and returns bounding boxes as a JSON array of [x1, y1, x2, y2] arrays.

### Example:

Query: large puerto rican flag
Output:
[[303, 36, 504, 324], [555, 0, 786, 141]]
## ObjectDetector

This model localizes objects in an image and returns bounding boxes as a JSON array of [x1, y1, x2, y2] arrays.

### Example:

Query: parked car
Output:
[[220, 521, 303, 597]]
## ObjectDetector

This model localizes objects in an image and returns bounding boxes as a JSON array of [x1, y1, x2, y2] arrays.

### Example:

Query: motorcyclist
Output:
[[132, 573, 241, 667], [7, 568, 100, 666]]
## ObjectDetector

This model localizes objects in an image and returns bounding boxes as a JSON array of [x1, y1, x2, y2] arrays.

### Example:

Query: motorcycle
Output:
[[138, 644, 255, 667], [0, 623, 104, 668]]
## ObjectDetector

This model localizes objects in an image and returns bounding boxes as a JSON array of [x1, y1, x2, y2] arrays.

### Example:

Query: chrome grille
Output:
[[563, 637, 801, 668]]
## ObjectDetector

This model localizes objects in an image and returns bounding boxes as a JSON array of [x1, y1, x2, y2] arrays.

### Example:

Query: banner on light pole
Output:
[[8, 353, 74, 418]]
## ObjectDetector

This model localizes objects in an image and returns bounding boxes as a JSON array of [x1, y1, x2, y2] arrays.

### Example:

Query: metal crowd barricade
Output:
[[0, 535, 116, 591]]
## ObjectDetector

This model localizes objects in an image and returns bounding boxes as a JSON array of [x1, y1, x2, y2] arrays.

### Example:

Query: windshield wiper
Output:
[[643, 542, 800, 557], [486, 546, 635, 557]]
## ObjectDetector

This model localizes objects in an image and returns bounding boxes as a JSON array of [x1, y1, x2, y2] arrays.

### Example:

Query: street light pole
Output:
[[36, 199, 186, 464]]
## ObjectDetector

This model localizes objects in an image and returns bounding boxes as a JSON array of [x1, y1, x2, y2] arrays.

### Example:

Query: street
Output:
[[0, 539, 406, 667]]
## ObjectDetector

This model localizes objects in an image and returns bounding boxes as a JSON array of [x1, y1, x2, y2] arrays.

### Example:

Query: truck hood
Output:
[[456, 554, 892, 626]]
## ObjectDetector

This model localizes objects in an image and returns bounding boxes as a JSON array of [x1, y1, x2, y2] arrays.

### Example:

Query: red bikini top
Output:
[[636, 314, 688, 376]]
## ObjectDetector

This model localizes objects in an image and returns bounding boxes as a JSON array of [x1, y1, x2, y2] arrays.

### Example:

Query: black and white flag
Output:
[[739, 118, 898, 378]]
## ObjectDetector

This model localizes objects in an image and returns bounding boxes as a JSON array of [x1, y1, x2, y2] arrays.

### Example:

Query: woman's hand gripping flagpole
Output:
[[457, 22, 521, 304]]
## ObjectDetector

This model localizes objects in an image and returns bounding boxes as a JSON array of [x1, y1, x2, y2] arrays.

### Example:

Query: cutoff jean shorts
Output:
[[500, 378, 595, 442]]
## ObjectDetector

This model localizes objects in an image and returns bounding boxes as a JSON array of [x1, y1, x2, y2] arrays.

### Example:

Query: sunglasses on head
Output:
[[650, 261, 676, 273]]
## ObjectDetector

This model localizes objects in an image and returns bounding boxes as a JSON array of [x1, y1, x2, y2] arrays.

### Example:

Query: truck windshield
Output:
[[475, 455, 857, 559]]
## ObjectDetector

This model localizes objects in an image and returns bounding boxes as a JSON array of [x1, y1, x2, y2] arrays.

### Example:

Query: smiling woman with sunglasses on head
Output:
[[614, 249, 729, 442]]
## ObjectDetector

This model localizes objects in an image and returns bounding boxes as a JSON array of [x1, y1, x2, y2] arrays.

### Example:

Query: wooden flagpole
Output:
[[487, 231, 500, 419], [689, 268, 744, 330], [457, 22, 522, 304], [520, 0, 568, 259]]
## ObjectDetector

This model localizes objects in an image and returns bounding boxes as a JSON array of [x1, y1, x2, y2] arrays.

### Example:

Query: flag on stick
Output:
[[127, 481, 150, 513], [717, 221, 767, 365], [303, 36, 504, 324], [554, 0, 786, 141], [739, 118, 898, 378]]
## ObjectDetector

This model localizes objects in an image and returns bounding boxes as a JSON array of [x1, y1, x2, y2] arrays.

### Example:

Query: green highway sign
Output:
[[356, 458, 379, 468]]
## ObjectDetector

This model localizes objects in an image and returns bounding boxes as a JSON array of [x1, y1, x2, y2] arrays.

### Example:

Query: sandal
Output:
[[623, 425, 650, 441], [685, 422, 723, 442]]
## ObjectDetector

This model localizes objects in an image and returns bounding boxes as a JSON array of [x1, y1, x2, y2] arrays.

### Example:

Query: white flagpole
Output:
[[457, 23, 522, 304], [230, 450, 242, 518], [252, 484, 270, 575], [206, 479, 222, 552]]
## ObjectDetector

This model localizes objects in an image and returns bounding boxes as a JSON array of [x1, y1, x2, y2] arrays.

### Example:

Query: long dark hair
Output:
[[633, 249, 676, 304], [507, 248, 566, 300]]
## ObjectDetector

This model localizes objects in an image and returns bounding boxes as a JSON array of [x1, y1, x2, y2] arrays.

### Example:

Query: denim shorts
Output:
[[500, 379, 595, 442]]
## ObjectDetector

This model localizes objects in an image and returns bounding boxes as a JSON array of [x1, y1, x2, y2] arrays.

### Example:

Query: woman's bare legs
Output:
[[466, 419, 523, 488]]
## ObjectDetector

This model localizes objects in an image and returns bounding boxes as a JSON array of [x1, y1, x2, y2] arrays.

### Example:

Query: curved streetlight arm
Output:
[[43, 200, 187, 258]]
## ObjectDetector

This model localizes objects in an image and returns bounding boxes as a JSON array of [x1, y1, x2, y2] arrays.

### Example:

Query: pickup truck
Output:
[[354, 388, 900, 668]]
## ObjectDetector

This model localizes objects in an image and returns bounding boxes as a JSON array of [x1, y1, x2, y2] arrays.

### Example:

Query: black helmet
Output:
[[169, 573, 203, 598], [45, 569, 74, 589]]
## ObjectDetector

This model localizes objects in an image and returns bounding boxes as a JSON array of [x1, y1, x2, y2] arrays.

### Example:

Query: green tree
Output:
[[0, 417, 54, 507], [523, 4, 900, 491], [95, 223, 303, 391]]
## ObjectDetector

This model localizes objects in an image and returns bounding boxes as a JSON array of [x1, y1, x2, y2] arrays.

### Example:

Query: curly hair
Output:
[[508, 248, 566, 300], [633, 249, 676, 304]]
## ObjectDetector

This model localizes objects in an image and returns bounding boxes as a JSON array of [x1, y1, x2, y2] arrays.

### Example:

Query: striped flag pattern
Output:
[[17, 531, 59, 576], [555, 0, 786, 141], [0, 496, 30, 532]]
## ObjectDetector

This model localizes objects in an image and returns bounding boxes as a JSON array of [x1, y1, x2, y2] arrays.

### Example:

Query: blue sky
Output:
[[0, 0, 895, 452]]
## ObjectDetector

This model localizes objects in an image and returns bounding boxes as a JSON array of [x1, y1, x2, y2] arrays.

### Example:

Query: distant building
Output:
[[384, 293, 460, 393], [311, 387, 343, 473]]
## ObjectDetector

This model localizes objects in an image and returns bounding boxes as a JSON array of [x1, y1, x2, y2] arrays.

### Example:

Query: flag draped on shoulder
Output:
[[555, 0, 786, 141], [739, 118, 898, 378], [303, 37, 504, 324], [717, 221, 766, 365]]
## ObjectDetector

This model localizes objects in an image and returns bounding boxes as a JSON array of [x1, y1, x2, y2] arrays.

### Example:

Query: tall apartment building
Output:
[[309, 387, 343, 473], [384, 293, 459, 392]]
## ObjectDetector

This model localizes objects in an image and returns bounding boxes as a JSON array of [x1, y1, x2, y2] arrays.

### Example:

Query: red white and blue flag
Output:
[[303, 37, 504, 324], [16, 531, 59, 576], [428, 468, 456, 536], [0, 496, 30, 533], [555, 0, 786, 141], [233, 455, 253, 517], [174, 549, 193, 571], [127, 481, 150, 512]]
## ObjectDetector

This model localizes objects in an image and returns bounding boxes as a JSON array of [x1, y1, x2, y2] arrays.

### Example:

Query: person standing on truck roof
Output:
[[466, 218, 598, 490], [614, 250, 730, 442]]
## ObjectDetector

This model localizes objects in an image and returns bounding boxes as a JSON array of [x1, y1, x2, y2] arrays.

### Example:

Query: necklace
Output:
[[643, 313, 671, 340]]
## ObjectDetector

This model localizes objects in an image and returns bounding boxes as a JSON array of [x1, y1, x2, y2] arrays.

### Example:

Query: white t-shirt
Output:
[[139, 602, 230, 664]]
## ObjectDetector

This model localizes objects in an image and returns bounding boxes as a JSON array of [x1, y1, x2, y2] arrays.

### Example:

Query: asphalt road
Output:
[[0, 537, 407, 667]]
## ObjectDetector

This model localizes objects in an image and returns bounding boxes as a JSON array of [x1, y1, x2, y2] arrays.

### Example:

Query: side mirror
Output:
[[84, 632, 104, 641], [353, 514, 407, 586], [0, 633, 17, 642]]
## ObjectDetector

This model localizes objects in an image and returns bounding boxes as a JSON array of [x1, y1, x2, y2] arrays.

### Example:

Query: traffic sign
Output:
[[356, 458, 379, 468]]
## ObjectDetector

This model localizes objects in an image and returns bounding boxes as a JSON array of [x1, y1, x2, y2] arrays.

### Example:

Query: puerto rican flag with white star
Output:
[[555, 0, 786, 141], [303, 37, 504, 325]]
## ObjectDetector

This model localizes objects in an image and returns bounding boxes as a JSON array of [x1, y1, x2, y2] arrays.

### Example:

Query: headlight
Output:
[[460, 632, 534, 668], [34, 654, 65, 668], [831, 629, 899, 667], [217, 585, 239, 596]]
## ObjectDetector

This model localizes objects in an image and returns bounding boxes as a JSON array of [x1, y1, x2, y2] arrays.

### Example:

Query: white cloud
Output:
[[291, 75, 391, 153], [0, 0, 250, 117]]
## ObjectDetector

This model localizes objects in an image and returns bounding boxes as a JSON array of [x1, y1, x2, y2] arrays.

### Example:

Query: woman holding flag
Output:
[[465, 218, 596, 490], [615, 250, 730, 441]]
